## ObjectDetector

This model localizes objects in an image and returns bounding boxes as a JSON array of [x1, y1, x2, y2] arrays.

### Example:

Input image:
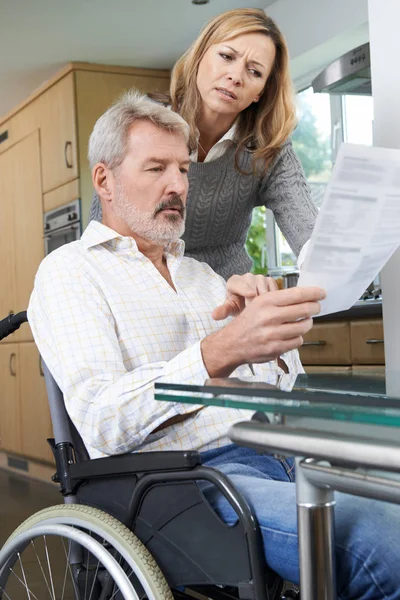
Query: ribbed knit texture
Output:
[[89, 141, 318, 280]]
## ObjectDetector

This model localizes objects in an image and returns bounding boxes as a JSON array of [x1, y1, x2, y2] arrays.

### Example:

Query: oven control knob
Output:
[[45, 223, 50, 230]]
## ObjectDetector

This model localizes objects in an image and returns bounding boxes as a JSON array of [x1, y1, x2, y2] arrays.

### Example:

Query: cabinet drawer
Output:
[[299, 322, 351, 365], [350, 319, 385, 364], [43, 178, 80, 212]]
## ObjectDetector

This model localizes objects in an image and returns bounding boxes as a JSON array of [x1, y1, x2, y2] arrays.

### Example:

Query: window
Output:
[[246, 86, 332, 274], [246, 87, 374, 275]]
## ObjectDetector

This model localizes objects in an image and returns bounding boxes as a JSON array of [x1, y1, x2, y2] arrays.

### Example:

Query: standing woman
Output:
[[89, 8, 318, 280]]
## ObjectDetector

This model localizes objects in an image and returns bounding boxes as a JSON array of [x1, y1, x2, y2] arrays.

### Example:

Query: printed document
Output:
[[298, 143, 400, 316]]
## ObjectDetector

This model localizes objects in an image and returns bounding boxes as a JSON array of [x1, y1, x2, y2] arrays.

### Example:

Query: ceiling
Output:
[[0, 0, 277, 119]]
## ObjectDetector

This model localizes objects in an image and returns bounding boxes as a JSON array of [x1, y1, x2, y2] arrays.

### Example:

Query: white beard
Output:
[[112, 182, 185, 246]]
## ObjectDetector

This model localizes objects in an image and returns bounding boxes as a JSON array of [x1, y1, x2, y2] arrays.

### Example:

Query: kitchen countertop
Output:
[[315, 300, 383, 322]]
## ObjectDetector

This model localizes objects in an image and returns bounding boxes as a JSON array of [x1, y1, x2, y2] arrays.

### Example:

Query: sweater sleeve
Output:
[[259, 140, 318, 257], [88, 192, 103, 223]]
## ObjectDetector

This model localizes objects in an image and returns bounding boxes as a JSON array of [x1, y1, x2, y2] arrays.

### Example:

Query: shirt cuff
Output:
[[162, 340, 210, 385]]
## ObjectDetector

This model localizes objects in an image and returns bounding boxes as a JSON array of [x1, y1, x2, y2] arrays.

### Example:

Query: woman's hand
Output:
[[212, 273, 278, 321]]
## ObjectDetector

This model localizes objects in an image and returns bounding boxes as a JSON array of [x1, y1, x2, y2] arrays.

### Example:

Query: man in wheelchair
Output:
[[28, 92, 400, 599]]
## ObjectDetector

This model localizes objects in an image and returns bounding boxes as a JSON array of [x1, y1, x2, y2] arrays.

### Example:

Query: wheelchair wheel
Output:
[[0, 523, 138, 599], [0, 504, 173, 600]]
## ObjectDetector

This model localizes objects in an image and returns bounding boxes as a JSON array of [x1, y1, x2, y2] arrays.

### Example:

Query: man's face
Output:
[[110, 120, 190, 246]]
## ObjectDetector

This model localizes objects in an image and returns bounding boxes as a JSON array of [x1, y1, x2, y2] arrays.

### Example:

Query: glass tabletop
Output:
[[155, 370, 400, 428]]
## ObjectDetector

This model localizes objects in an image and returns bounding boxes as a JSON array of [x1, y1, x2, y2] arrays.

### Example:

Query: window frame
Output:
[[265, 91, 344, 274]]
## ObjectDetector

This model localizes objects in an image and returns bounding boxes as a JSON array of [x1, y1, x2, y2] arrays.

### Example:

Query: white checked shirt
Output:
[[28, 221, 303, 459]]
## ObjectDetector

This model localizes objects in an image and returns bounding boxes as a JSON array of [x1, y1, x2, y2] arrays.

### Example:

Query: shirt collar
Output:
[[216, 122, 237, 144], [81, 221, 185, 257], [194, 122, 237, 146], [190, 122, 237, 162]]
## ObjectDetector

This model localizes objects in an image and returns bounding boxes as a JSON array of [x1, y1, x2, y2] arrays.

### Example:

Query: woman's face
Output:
[[196, 32, 276, 120]]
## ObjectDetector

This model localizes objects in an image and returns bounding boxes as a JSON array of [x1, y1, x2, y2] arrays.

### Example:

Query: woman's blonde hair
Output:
[[169, 8, 296, 173]]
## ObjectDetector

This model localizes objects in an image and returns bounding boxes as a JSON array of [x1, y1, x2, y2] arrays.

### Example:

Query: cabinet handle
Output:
[[0, 130, 8, 145], [9, 353, 16, 376], [366, 339, 384, 345], [39, 356, 44, 377], [303, 341, 327, 347], [64, 141, 73, 169]]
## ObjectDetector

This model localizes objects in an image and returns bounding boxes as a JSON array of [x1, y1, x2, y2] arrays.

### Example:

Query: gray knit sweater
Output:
[[89, 141, 318, 280]]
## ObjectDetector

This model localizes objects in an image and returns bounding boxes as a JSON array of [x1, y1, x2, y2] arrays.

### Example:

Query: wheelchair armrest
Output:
[[69, 450, 201, 480]]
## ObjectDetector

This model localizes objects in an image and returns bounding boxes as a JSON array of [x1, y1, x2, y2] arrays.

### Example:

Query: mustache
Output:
[[154, 195, 185, 217]]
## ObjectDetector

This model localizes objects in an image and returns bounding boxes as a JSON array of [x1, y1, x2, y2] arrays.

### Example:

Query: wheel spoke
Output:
[[61, 537, 80, 600], [30, 539, 54, 599], [83, 537, 91, 600], [60, 538, 71, 600], [43, 536, 56, 600], [87, 561, 101, 600], [0, 582, 13, 600], [8, 562, 40, 600]]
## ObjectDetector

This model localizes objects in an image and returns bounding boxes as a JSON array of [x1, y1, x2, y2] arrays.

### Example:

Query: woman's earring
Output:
[[253, 97, 259, 102]]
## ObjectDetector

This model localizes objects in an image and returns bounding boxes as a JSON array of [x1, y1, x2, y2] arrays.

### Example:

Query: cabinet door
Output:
[[0, 344, 22, 454], [11, 131, 44, 341], [38, 73, 78, 192], [20, 343, 54, 463], [0, 142, 17, 323]]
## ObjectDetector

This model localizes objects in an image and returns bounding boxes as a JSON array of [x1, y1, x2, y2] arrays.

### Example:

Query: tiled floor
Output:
[[0, 467, 61, 546], [0, 468, 66, 598]]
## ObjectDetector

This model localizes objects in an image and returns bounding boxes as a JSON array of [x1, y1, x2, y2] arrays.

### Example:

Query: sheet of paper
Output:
[[298, 143, 400, 316]]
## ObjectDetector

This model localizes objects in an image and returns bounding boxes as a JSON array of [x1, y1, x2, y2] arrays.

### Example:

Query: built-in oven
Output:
[[44, 199, 81, 255]]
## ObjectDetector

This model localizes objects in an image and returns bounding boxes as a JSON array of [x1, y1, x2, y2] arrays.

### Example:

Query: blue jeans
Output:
[[201, 444, 400, 600]]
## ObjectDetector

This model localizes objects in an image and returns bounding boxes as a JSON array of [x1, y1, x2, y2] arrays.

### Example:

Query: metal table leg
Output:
[[296, 457, 337, 600], [229, 421, 400, 600]]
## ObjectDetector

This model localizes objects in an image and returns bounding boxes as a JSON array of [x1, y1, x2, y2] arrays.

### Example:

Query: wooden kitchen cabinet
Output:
[[0, 62, 171, 219], [300, 321, 352, 365], [19, 343, 54, 463], [0, 344, 22, 454], [0, 131, 44, 343], [0, 343, 54, 464], [300, 314, 385, 371], [37, 73, 78, 193], [13, 131, 44, 339], [0, 143, 17, 319], [350, 319, 385, 365]]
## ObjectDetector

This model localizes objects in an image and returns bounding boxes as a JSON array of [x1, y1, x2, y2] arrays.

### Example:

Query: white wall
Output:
[[368, 0, 400, 375], [266, 0, 369, 88]]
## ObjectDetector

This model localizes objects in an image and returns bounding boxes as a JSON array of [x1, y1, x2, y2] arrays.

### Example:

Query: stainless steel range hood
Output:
[[312, 43, 371, 95]]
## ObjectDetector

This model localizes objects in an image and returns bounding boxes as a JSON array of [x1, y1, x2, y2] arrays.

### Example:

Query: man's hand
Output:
[[201, 286, 326, 378], [212, 274, 279, 321]]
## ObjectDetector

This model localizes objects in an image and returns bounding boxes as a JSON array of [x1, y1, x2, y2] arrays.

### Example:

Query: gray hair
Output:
[[88, 90, 190, 170]]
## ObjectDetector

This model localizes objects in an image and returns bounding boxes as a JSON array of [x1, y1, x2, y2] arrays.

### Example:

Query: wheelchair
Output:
[[0, 312, 298, 600]]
